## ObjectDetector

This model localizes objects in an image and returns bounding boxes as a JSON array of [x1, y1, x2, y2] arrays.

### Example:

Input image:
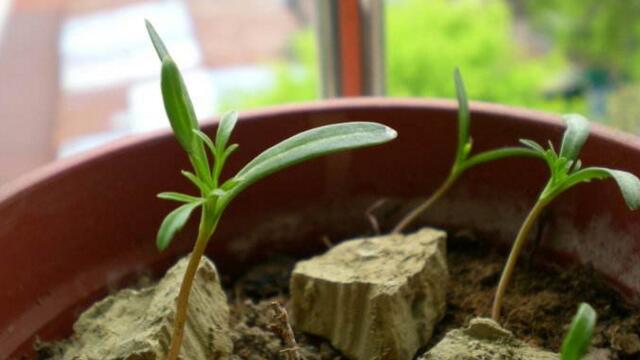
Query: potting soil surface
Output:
[[228, 232, 640, 359]]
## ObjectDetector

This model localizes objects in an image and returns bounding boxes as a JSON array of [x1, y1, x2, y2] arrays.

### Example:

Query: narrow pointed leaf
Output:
[[548, 140, 558, 157], [181, 170, 210, 192], [156, 202, 199, 251], [461, 147, 542, 171], [454, 69, 470, 163], [220, 177, 242, 191], [161, 58, 199, 153], [519, 139, 545, 153], [572, 159, 582, 171], [193, 129, 215, 156], [221, 122, 396, 206], [560, 114, 590, 161], [145, 20, 170, 61], [216, 111, 238, 153], [223, 143, 239, 160], [561, 303, 596, 360], [157, 192, 202, 203], [565, 167, 640, 210]]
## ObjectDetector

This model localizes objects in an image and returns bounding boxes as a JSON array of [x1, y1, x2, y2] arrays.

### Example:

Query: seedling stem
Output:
[[393, 173, 457, 233], [167, 217, 217, 360], [491, 197, 548, 320]]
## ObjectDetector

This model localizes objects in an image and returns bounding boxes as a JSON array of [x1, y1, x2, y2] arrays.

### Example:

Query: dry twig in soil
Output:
[[269, 301, 304, 360]]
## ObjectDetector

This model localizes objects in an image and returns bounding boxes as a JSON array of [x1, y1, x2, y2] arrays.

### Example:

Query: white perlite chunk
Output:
[[290, 228, 448, 360], [419, 318, 558, 360], [41, 255, 232, 360]]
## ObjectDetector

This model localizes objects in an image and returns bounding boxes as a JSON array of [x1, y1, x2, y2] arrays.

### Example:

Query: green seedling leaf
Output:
[[156, 202, 199, 251], [222, 122, 396, 204], [193, 129, 215, 156], [565, 167, 640, 210], [146, 20, 208, 180], [220, 177, 242, 191], [559, 114, 589, 161], [520, 139, 545, 153], [209, 188, 226, 197], [158, 192, 202, 203], [454, 68, 470, 163], [572, 159, 582, 171], [462, 147, 542, 170], [181, 170, 209, 192], [216, 111, 239, 153], [561, 303, 597, 360], [223, 144, 239, 159], [161, 58, 199, 153], [145, 20, 170, 61]]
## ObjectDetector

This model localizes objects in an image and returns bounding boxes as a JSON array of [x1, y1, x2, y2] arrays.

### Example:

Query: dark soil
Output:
[[228, 232, 640, 359], [227, 256, 345, 360]]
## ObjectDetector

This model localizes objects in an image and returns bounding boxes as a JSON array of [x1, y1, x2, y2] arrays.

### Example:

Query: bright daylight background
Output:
[[0, 0, 639, 184]]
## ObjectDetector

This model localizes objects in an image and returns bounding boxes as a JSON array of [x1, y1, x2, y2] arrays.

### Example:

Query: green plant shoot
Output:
[[393, 69, 542, 233], [561, 303, 597, 360], [146, 21, 397, 360], [491, 115, 640, 321]]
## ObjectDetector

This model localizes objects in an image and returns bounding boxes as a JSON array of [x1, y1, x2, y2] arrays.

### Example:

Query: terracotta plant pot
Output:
[[1, 99, 639, 358]]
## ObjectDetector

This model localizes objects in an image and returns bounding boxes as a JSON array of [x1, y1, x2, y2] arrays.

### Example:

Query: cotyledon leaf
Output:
[[559, 114, 590, 161], [561, 303, 596, 360], [219, 122, 397, 207]]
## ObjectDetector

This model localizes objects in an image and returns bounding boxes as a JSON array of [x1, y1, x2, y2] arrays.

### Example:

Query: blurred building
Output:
[[0, 0, 312, 183]]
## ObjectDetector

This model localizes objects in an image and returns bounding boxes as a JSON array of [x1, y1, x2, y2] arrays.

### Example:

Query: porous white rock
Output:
[[419, 318, 558, 360], [290, 228, 448, 360], [41, 255, 232, 360]]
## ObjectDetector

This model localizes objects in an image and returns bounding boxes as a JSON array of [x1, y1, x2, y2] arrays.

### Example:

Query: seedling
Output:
[[561, 303, 597, 360], [145, 21, 397, 360], [393, 70, 542, 233], [491, 115, 640, 321]]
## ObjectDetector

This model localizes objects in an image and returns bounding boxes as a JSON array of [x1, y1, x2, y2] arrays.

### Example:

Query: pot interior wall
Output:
[[2, 99, 640, 358]]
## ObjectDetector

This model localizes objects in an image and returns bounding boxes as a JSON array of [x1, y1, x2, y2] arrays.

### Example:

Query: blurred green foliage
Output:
[[220, 31, 318, 110], [385, 0, 583, 113], [524, 0, 640, 80], [222, 0, 596, 115]]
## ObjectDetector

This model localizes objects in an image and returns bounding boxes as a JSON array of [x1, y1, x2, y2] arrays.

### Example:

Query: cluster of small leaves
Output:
[[491, 113, 640, 323], [146, 21, 397, 252], [561, 303, 597, 360], [519, 114, 640, 208], [155, 112, 240, 250]]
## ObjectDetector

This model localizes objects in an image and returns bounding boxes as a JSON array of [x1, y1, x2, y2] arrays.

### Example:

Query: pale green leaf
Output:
[[461, 147, 542, 171], [220, 122, 397, 207], [454, 68, 470, 164], [193, 129, 215, 157], [161, 58, 199, 153], [560, 114, 590, 161], [156, 202, 199, 251], [181, 170, 210, 192], [216, 111, 238, 152], [519, 139, 545, 153], [561, 303, 596, 360], [222, 143, 239, 160], [145, 20, 170, 61], [565, 167, 640, 210], [157, 192, 202, 203]]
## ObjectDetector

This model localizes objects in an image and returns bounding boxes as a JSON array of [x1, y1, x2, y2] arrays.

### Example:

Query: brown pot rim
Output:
[[1, 97, 638, 204]]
